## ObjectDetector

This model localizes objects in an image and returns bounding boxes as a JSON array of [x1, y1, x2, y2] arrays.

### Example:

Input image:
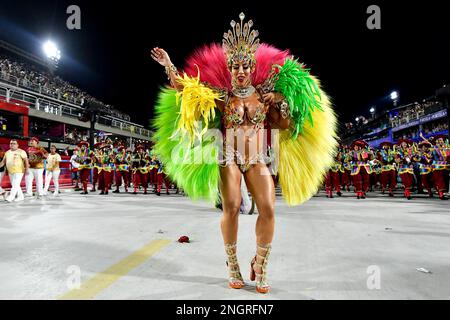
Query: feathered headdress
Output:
[[222, 12, 260, 68]]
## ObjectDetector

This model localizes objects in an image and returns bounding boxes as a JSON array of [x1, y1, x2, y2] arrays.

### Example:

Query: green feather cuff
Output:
[[274, 58, 323, 139]]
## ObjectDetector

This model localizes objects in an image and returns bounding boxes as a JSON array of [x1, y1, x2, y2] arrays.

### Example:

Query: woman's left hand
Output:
[[263, 93, 275, 105]]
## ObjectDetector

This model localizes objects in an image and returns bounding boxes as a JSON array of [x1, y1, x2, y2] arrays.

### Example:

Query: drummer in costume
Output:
[[131, 145, 149, 194], [70, 146, 81, 190], [340, 145, 352, 192], [350, 140, 372, 199], [148, 153, 159, 193], [325, 151, 342, 198], [155, 155, 170, 196], [73, 140, 93, 195], [394, 138, 414, 200], [90, 142, 103, 192], [126, 148, 133, 189], [377, 141, 396, 197], [98, 143, 114, 195], [25, 136, 48, 198], [420, 133, 449, 200], [113, 145, 130, 193], [416, 140, 434, 197]]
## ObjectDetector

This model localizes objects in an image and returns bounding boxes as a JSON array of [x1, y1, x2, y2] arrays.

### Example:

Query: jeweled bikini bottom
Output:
[[219, 148, 272, 174]]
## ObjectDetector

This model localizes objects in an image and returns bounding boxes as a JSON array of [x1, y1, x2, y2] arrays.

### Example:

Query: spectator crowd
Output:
[[390, 100, 441, 128], [0, 54, 130, 121]]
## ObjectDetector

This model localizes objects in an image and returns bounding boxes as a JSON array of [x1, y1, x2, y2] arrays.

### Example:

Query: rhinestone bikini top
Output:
[[223, 90, 268, 130]]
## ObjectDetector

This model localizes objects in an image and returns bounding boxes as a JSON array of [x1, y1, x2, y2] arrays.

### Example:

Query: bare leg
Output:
[[219, 164, 244, 288], [244, 163, 275, 293], [244, 164, 275, 245], [219, 164, 242, 244]]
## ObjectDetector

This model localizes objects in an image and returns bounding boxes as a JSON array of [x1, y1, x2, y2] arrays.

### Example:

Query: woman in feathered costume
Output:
[[151, 13, 337, 293]]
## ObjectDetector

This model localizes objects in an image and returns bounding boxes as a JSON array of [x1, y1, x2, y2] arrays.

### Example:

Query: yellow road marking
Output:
[[58, 239, 171, 300]]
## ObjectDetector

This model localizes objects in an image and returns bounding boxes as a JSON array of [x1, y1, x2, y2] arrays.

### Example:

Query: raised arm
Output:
[[419, 132, 436, 149], [151, 47, 183, 91]]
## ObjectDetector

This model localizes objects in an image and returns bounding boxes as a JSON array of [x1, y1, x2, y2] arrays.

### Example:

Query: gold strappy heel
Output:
[[225, 243, 245, 289], [250, 244, 271, 294]]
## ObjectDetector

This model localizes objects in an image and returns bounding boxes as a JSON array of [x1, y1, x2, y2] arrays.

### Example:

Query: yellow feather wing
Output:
[[278, 76, 338, 205]]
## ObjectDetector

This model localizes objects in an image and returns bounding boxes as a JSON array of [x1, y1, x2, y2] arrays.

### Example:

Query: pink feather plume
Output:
[[183, 43, 291, 90]]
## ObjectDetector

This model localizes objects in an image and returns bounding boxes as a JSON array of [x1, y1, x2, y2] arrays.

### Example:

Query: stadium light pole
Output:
[[390, 91, 399, 107], [42, 40, 61, 73], [369, 106, 376, 119]]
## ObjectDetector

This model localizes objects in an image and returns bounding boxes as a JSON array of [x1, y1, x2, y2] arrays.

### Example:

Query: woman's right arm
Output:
[[151, 47, 183, 91], [151, 47, 226, 113]]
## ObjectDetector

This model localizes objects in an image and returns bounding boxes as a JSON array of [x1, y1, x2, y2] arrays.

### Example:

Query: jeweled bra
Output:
[[223, 89, 267, 130]]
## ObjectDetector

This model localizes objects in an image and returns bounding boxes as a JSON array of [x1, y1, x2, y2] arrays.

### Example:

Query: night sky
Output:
[[0, 0, 449, 127]]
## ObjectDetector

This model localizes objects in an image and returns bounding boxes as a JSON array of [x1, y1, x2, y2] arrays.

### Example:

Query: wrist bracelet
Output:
[[165, 64, 179, 79], [278, 100, 290, 119]]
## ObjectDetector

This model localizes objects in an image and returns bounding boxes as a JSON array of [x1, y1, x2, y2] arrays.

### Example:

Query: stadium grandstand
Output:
[[340, 85, 450, 147], [0, 39, 152, 152]]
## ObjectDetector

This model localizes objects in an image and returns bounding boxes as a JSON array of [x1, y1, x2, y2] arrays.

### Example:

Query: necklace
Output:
[[232, 85, 255, 98]]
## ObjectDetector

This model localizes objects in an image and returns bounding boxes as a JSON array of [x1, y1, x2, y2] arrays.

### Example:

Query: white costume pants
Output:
[[6, 173, 24, 202], [44, 170, 60, 195], [26, 168, 44, 196]]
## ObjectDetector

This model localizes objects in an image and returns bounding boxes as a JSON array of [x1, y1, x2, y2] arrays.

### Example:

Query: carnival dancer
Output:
[[394, 138, 414, 200], [25, 137, 48, 198], [131, 145, 149, 194], [0, 140, 29, 202], [74, 141, 93, 195], [325, 151, 342, 198], [98, 143, 114, 195], [113, 145, 130, 193], [350, 140, 372, 199], [151, 12, 337, 293], [377, 142, 396, 197], [43, 145, 62, 196], [0, 146, 5, 195], [416, 141, 434, 197]]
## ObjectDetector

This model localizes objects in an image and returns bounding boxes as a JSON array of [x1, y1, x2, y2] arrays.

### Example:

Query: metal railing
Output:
[[0, 73, 152, 138], [390, 102, 444, 128]]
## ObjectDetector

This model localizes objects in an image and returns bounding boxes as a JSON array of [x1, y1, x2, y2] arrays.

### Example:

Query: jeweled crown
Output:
[[222, 12, 260, 68]]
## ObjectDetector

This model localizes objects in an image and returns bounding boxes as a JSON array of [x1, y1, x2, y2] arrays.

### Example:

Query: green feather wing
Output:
[[152, 87, 221, 203]]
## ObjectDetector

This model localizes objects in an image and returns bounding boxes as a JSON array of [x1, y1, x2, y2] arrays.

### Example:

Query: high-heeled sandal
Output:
[[250, 244, 271, 294], [225, 243, 245, 289]]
